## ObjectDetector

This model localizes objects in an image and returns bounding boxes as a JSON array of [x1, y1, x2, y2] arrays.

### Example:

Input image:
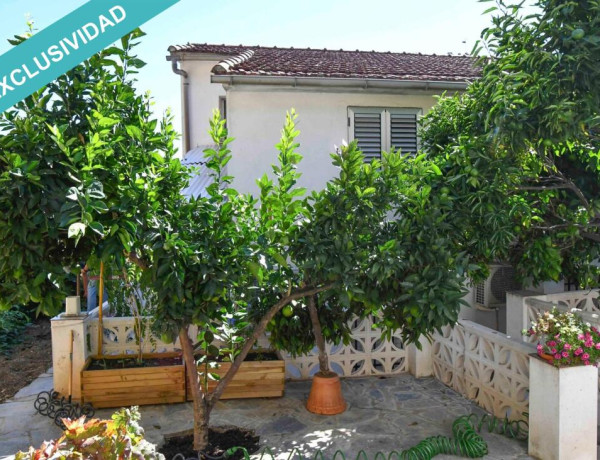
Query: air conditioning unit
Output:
[[474, 264, 520, 309]]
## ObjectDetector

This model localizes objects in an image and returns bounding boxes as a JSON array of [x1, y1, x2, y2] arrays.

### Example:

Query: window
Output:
[[219, 96, 227, 128], [348, 107, 421, 161]]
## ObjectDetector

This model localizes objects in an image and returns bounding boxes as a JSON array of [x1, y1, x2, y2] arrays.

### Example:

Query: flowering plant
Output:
[[523, 307, 600, 367]]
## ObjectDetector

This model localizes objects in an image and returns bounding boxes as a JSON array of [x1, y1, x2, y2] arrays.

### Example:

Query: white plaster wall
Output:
[[181, 60, 226, 148], [526, 280, 566, 295], [223, 87, 440, 195]]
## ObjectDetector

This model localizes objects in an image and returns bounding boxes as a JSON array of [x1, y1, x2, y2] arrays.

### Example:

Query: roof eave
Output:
[[210, 74, 471, 91], [167, 49, 233, 62]]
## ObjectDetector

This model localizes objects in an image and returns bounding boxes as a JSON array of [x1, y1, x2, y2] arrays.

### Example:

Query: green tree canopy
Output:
[[0, 30, 187, 314], [421, 0, 600, 286]]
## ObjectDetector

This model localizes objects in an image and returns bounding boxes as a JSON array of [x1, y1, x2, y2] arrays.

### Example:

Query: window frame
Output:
[[219, 96, 227, 128], [348, 106, 422, 159]]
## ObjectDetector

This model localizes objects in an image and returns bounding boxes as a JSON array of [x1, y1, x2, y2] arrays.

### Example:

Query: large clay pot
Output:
[[306, 371, 346, 415]]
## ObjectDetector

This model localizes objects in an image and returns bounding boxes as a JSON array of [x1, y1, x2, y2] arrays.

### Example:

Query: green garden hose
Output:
[[216, 412, 528, 460], [464, 412, 529, 441], [398, 416, 488, 459]]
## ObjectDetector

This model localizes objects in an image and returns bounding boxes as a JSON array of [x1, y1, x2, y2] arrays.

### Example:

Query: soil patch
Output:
[[160, 426, 260, 460], [86, 355, 182, 371], [195, 351, 280, 363], [244, 352, 279, 362], [0, 317, 52, 403]]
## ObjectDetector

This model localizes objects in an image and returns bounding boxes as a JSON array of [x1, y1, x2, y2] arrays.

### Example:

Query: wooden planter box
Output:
[[187, 353, 285, 400], [81, 352, 186, 409]]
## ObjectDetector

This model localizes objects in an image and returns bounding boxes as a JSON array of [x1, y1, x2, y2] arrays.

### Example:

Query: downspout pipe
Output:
[[171, 58, 190, 153]]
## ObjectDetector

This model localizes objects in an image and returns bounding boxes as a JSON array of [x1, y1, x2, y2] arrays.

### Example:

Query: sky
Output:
[[0, 0, 500, 153]]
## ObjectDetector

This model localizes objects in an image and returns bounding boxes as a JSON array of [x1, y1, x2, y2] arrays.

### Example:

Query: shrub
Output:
[[15, 407, 164, 459], [0, 306, 29, 355]]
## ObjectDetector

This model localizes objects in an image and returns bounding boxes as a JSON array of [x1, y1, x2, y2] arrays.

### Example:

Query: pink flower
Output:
[[547, 340, 557, 347], [582, 353, 590, 360], [564, 343, 572, 350], [537, 344, 543, 352], [575, 347, 584, 356], [578, 334, 585, 340], [585, 360, 591, 365], [553, 353, 561, 359], [562, 351, 569, 358], [595, 343, 600, 350], [550, 348, 557, 354]]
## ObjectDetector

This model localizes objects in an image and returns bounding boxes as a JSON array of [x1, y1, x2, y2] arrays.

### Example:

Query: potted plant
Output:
[[524, 307, 598, 460], [524, 307, 600, 366], [265, 293, 358, 415]]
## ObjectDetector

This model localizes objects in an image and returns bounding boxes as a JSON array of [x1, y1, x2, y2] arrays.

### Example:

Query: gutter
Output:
[[170, 58, 191, 153], [210, 74, 470, 91]]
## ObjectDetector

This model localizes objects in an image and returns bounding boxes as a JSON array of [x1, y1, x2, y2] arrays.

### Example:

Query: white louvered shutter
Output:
[[353, 111, 382, 161], [389, 112, 418, 155]]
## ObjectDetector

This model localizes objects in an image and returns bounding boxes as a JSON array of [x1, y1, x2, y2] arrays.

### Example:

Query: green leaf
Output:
[[98, 117, 120, 128], [68, 222, 86, 241], [126, 125, 143, 141]]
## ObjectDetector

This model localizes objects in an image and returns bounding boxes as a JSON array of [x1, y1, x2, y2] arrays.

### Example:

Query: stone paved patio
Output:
[[0, 369, 532, 459]]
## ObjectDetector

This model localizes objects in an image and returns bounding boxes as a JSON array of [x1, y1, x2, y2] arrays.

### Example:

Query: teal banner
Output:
[[0, 0, 180, 114]]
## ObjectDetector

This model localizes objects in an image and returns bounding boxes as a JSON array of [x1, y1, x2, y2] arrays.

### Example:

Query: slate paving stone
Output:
[[257, 416, 307, 435], [12, 377, 54, 400], [0, 370, 536, 459], [368, 389, 383, 400], [394, 392, 421, 401]]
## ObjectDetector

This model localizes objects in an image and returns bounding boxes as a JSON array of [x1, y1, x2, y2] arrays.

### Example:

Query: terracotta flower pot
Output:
[[306, 371, 347, 415], [539, 351, 554, 363]]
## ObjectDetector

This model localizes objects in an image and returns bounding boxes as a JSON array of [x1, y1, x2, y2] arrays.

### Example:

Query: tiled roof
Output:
[[169, 44, 480, 82]]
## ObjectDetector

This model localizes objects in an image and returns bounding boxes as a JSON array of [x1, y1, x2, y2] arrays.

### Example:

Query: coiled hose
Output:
[[172, 412, 528, 460], [397, 415, 488, 459], [464, 412, 528, 441]]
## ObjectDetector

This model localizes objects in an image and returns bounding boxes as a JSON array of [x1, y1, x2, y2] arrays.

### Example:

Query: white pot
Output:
[[528, 355, 598, 460]]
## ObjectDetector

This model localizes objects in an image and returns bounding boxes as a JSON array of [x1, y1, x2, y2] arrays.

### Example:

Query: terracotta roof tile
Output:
[[169, 43, 480, 82]]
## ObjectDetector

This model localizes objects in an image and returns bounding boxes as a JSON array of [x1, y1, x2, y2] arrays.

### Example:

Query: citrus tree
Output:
[[0, 29, 186, 315], [263, 141, 469, 373], [155, 111, 471, 451], [421, 0, 600, 286]]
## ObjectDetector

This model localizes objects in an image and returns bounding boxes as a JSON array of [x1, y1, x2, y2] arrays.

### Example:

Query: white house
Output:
[[166, 43, 480, 196], [166, 43, 573, 330]]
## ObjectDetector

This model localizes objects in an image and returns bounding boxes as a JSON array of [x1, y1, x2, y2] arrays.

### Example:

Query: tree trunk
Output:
[[180, 283, 335, 451], [179, 327, 209, 452], [307, 295, 330, 374]]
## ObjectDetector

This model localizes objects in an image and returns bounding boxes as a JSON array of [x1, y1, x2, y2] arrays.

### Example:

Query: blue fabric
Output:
[[87, 279, 108, 311]]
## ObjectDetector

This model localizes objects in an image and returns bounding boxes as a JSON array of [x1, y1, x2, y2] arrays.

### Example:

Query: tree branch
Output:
[[581, 231, 600, 243], [531, 222, 600, 231], [127, 251, 149, 270], [527, 157, 592, 210], [208, 282, 335, 407], [518, 184, 574, 191]]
